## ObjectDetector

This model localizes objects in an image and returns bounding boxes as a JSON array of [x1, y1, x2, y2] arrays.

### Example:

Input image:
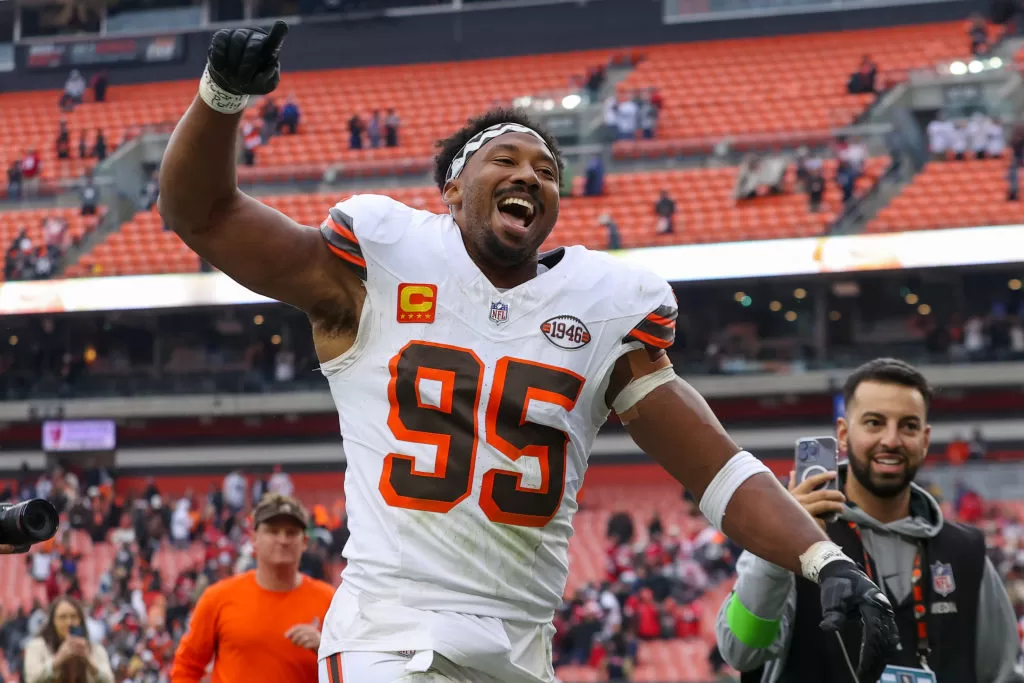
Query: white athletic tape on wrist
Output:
[[698, 451, 772, 531], [799, 540, 850, 583], [199, 65, 250, 115], [611, 365, 676, 417]]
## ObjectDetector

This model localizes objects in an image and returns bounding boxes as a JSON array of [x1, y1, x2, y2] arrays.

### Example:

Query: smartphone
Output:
[[794, 436, 839, 493], [68, 626, 85, 638]]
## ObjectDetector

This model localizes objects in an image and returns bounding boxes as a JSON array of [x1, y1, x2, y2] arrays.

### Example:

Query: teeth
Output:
[[499, 197, 535, 219], [876, 457, 901, 464]]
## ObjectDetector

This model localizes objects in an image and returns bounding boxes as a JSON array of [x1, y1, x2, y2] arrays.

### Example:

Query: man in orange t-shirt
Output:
[[171, 494, 337, 683]]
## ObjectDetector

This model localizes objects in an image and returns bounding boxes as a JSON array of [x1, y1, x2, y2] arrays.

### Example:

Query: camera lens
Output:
[[21, 500, 59, 539]]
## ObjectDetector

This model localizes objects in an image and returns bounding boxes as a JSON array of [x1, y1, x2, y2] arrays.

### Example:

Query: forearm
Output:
[[721, 473, 829, 575], [158, 96, 244, 235]]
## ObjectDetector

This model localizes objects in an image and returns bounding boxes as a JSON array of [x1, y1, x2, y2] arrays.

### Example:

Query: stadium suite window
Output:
[[18, 3, 100, 38], [106, 0, 202, 22], [0, 5, 13, 43]]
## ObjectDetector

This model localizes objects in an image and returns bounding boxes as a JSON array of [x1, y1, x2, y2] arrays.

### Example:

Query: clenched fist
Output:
[[207, 20, 288, 97]]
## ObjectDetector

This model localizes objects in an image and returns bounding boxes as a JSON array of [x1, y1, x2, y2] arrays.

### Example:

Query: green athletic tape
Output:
[[726, 594, 781, 649]]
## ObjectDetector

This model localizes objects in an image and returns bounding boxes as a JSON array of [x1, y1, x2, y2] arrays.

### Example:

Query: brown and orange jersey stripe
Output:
[[320, 207, 368, 281], [624, 304, 677, 349]]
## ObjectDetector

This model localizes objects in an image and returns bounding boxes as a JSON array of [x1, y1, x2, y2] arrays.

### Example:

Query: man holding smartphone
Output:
[[715, 357, 1024, 683]]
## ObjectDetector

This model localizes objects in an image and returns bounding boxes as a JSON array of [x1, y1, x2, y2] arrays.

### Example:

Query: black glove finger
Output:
[[230, 30, 258, 87], [855, 602, 901, 682], [818, 607, 847, 632], [207, 29, 232, 68], [261, 20, 288, 65]]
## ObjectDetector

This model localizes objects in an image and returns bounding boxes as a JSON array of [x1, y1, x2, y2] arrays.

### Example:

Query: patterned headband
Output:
[[445, 122, 550, 184]]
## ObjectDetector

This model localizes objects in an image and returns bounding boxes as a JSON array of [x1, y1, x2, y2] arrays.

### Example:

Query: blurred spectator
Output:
[[6, 160, 22, 200], [654, 190, 676, 234], [223, 471, 247, 518], [600, 213, 621, 250], [385, 109, 400, 148], [616, 95, 638, 141], [367, 110, 382, 148], [947, 433, 970, 465], [928, 113, 953, 160], [91, 71, 108, 103], [78, 131, 89, 161], [260, 97, 279, 144], [24, 597, 114, 683], [278, 95, 300, 135], [583, 154, 605, 197], [269, 466, 295, 498], [639, 93, 659, 140], [61, 70, 87, 111], [847, 55, 878, 94], [807, 167, 826, 213], [348, 114, 364, 150], [603, 96, 619, 142], [734, 152, 786, 201], [241, 120, 261, 166], [140, 171, 159, 211], [56, 120, 71, 160], [81, 171, 99, 216], [969, 425, 988, 460], [21, 149, 42, 197], [969, 14, 991, 56], [92, 130, 107, 163]]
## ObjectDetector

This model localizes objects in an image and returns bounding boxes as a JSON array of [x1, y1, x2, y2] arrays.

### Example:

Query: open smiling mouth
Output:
[[496, 196, 537, 230]]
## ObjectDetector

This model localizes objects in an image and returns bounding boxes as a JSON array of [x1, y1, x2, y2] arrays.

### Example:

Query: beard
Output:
[[481, 227, 532, 268], [846, 438, 920, 499]]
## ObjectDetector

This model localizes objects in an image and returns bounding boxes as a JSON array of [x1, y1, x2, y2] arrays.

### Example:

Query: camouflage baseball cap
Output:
[[253, 493, 309, 528]]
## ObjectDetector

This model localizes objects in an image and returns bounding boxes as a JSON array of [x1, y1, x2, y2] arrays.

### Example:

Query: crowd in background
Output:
[[0, 460, 1021, 683]]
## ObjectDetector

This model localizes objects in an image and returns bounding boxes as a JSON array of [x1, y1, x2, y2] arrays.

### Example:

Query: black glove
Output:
[[818, 560, 901, 682], [207, 20, 288, 97]]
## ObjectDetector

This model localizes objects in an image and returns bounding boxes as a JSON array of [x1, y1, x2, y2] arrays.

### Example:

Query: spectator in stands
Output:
[[385, 108, 400, 147], [583, 154, 605, 196], [348, 113, 364, 150], [6, 160, 21, 200], [639, 93, 659, 139], [835, 157, 857, 205], [240, 119, 262, 166], [603, 96, 619, 142], [140, 171, 159, 211], [987, 116, 1007, 158], [78, 131, 89, 160], [951, 120, 970, 160], [969, 425, 988, 460], [597, 626, 638, 681], [616, 94, 638, 141], [223, 470, 247, 517], [21, 149, 41, 197], [56, 120, 71, 161], [969, 14, 991, 56], [268, 465, 294, 497], [92, 130, 107, 163], [928, 113, 953, 160], [847, 55, 878, 95], [170, 494, 335, 683], [367, 110, 382, 148], [260, 97, 279, 144], [61, 70, 87, 111], [80, 170, 99, 216], [654, 190, 676, 234], [600, 214, 621, 250], [278, 95, 300, 135], [91, 71, 108, 103], [24, 596, 114, 683]]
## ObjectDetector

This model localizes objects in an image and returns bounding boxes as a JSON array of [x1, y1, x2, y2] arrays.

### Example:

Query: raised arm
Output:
[[158, 22, 362, 342]]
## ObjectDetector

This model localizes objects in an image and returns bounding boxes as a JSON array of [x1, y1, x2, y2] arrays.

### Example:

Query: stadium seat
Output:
[[615, 21, 970, 158], [870, 158, 1024, 233], [68, 159, 884, 278]]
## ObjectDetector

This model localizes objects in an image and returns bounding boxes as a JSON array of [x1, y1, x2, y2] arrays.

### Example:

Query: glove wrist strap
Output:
[[199, 65, 250, 115], [799, 540, 850, 583]]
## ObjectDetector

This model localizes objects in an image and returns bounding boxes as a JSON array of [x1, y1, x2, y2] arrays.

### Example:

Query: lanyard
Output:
[[848, 522, 932, 670]]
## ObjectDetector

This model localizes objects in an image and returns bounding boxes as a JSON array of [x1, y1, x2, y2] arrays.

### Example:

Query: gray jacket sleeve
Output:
[[715, 550, 798, 673], [975, 557, 1024, 683]]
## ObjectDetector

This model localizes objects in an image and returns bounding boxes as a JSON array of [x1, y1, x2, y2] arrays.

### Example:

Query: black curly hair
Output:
[[432, 108, 565, 192]]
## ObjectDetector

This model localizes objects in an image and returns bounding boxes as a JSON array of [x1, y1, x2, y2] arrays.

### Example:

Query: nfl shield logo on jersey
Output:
[[931, 561, 955, 596], [489, 300, 510, 325]]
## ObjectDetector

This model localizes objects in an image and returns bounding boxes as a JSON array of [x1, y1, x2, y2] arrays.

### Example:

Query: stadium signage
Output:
[[0, 224, 1021, 314], [25, 35, 185, 70]]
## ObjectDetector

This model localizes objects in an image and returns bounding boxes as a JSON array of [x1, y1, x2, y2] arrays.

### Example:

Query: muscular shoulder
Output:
[[569, 248, 674, 319], [326, 193, 419, 246]]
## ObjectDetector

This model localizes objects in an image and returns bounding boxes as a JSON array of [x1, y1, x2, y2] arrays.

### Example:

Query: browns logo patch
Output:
[[541, 315, 591, 350]]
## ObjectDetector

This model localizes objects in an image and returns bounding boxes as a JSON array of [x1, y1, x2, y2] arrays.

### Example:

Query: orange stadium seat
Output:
[[615, 21, 970, 155], [871, 158, 1024, 233], [68, 159, 885, 277], [0, 22, 969, 185]]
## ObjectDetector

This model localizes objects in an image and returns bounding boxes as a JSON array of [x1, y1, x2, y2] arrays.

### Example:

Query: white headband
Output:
[[445, 122, 550, 184]]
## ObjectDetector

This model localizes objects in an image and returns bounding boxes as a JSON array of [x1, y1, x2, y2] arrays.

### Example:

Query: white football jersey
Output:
[[318, 194, 676, 626]]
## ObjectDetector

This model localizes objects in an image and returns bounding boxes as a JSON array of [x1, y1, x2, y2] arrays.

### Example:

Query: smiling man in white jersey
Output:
[[159, 21, 902, 683]]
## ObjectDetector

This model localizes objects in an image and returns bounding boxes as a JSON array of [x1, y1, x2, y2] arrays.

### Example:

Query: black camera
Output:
[[0, 499, 59, 552]]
